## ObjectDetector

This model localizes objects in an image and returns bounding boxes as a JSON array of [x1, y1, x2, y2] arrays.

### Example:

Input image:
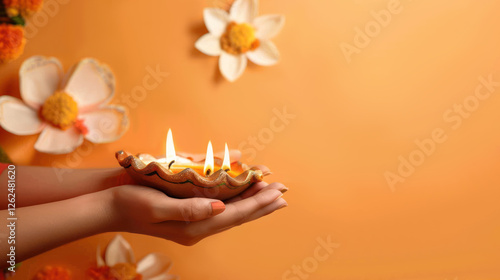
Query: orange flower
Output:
[[2, 0, 19, 5], [88, 264, 143, 280], [0, 23, 26, 63], [33, 266, 71, 280], [3, 0, 21, 17], [20, 0, 43, 15], [3, 0, 43, 17]]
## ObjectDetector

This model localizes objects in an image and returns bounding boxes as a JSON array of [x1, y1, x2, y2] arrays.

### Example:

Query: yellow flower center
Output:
[[109, 263, 141, 280], [220, 22, 260, 55], [6, 7, 20, 17], [41, 91, 78, 130]]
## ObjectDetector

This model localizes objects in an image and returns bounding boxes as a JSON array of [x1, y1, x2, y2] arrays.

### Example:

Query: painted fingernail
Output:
[[211, 201, 226, 215]]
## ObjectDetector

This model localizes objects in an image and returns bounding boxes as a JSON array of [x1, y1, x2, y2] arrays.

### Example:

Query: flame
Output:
[[222, 143, 231, 172], [204, 141, 214, 176], [166, 129, 176, 168]]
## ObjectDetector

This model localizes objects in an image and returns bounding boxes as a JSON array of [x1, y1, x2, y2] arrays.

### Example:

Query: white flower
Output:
[[0, 56, 129, 154], [95, 234, 178, 280], [195, 0, 285, 82]]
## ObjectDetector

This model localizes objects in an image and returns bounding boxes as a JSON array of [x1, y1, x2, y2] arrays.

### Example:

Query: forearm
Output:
[[0, 165, 132, 209], [0, 189, 117, 267]]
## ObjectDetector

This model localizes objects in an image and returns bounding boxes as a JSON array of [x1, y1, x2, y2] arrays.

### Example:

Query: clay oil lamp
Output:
[[116, 129, 270, 200]]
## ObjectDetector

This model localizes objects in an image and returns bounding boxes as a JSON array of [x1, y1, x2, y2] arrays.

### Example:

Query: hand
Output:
[[108, 181, 288, 245]]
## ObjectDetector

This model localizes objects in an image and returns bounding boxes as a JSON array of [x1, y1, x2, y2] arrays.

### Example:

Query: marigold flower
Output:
[[33, 265, 71, 280], [3, 0, 43, 17], [0, 23, 26, 63], [3, 0, 21, 17], [20, 0, 43, 16]]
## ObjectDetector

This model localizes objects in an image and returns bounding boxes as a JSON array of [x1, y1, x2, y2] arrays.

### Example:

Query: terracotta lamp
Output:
[[116, 129, 270, 200]]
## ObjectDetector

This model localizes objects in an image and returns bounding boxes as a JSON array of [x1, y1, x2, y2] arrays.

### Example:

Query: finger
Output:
[[245, 197, 287, 222], [224, 181, 269, 203], [248, 164, 271, 175], [141, 190, 284, 246], [210, 197, 288, 235], [193, 189, 283, 234], [226, 182, 288, 203], [153, 197, 226, 222]]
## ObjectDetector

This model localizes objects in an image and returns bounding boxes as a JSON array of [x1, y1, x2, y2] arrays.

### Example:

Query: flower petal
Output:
[[34, 125, 83, 154], [80, 105, 129, 143], [136, 253, 173, 279], [254, 14, 285, 39], [19, 56, 63, 110], [0, 95, 45, 135], [230, 0, 258, 23], [96, 245, 105, 267], [246, 40, 280, 66], [195, 34, 222, 56], [63, 58, 115, 111], [203, 8, 229, 37], [219, 52, 247, 82], [105, 234, 135, 266]]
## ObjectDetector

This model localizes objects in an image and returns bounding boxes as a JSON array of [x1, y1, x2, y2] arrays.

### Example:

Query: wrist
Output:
[[100, 186, 133, 232], [84, 188, 123, 233], [101, 168, 136, 188]]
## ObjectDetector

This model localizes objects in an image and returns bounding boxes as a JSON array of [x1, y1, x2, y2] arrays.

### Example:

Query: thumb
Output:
[[157, 197, 226, 222]]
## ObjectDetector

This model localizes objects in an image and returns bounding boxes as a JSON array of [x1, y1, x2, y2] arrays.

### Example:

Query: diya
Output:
[[116, 129, 270, 200]]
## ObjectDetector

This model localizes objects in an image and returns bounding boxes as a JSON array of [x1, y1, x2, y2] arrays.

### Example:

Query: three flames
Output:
[[166, 129, 231, 176]]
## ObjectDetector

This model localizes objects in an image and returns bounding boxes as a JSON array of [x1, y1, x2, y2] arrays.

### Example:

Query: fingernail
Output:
[[211, 201, 226, 215], [274, 193, 285, 201], [273, 189, 286, 200], [278, 202, 288, 210], [280, 187, 289, 194]]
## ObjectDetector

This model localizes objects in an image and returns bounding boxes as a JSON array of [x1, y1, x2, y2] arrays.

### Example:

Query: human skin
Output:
[[0, 165, 288, 268]]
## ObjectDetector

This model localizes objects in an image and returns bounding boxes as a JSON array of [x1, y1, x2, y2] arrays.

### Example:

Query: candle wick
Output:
[[168, 160, 175, 169], [205, 169, 212, 176], [224, 168, 230, 172]]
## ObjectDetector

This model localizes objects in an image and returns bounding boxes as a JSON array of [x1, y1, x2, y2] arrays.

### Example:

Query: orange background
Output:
[[2, 0, 500, 279]]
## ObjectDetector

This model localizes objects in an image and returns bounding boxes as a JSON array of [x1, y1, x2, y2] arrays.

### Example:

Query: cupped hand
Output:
[[109, 181, 288, 245]]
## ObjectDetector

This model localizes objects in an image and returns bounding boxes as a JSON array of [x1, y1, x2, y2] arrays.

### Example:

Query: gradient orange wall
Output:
[[1, 0, 500, 279]]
